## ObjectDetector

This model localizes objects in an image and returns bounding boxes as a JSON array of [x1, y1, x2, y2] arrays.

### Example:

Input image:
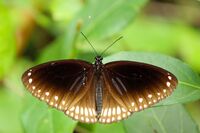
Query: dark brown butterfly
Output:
[[21, 34, 178, 124]]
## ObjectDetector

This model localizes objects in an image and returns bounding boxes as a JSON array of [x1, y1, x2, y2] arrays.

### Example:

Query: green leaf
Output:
[[49, 0, 82, 22], [122, 18, 179, 55], [93, 123, 125, 133], [80, 0, 148, 40], [103, 52, 200, 105], [0, 6, 16, 79], [22, 95, 77, 133], [37, 36, 74, 63], [122, 17, 200, 72], [0, 88, 23, 133], [123, 104, 199, 133]]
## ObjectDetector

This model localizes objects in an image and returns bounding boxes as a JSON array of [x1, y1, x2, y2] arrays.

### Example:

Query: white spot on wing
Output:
[[107, 108, 111, 116], [29, 78, 32, 83], [139, 98, 143, 103], [117, 106, 121, 115], [148, 94, 152, 98], [153, 99, 157, 103], [168, 75, 172, 80], [122, 113, 126, 118], [117, 116, 121, 120], [70, 106, 75, 111], [85, 108, 88, 116], [112, 108, 116, 115], [86, 118, 89, 122], [92, 109, 96, 115], [88, 108, 93, 116], [75, 106, 79, 114], [80, 107, 83, 115], [28, 72, 31, 76], [103, 108, 108, 116], [122, 108, 126, 112], [166, 81, 171, 87], [45, 92, 49, 96], [70, 112, 74, 117], [75, 115, 78, 119], [112, 117, 115, 122], [107, 118, 110, 123], [54, 96, 58, 101]]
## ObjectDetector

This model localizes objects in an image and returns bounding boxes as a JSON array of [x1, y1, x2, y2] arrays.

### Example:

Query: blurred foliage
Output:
[[0, 0, 200, 133]]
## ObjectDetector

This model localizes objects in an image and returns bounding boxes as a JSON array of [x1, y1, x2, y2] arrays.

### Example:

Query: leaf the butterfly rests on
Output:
[[22, 57, 178, 124]]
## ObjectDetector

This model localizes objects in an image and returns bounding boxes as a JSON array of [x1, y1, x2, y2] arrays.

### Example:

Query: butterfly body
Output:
[[22, 56, 178, 124], [93, 56, 104, 117]]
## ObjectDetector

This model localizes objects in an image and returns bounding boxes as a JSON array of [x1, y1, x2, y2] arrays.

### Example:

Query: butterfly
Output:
[[21, 33, 178, 124]]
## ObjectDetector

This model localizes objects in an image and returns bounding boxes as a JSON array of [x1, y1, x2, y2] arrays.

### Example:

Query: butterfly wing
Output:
[[99, 61, 178, 123], [22, 60, 97, 123]]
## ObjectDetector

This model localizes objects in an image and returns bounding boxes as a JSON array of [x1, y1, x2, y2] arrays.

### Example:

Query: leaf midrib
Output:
[[179, 81, 200, 90]]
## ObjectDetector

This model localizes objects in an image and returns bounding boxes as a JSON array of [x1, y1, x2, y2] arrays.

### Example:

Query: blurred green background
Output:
[[0, 0, 200, 133]]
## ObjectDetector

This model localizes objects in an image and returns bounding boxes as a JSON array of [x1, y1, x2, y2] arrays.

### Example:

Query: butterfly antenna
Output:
[[81, 32, 98, 56], [100, 36, 123, 57]]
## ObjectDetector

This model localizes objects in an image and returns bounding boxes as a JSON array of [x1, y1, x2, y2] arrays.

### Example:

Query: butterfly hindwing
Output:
[[98, 72, 132, 123], [22, 60, 97, 123], [98, 61, 178, 123]]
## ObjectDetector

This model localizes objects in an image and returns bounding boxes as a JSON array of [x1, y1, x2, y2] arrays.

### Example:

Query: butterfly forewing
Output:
[[98, 61, 178, 123], [22, 60, 98, 123]]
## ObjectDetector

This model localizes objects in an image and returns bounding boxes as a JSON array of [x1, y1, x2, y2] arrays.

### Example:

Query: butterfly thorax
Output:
[[93, 56, 104, 118]]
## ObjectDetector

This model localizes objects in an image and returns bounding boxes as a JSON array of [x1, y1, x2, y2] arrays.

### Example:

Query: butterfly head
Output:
[[94, 56, 103, 70], [95, 56, 103, 62]]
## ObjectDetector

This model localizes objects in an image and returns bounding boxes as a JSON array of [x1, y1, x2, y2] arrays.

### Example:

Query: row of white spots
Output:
[[167, 74, 172, 88], [28, 70, 32, 84], [72, 106, 96, 116], [129, 92, 167, 111], [99, 106, 132, 123], [66, 106, 97, 123], [99, 112, 131, 123]]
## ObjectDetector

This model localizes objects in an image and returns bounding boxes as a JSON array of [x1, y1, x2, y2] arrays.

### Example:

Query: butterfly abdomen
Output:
[[95, 72, 103, 118]]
